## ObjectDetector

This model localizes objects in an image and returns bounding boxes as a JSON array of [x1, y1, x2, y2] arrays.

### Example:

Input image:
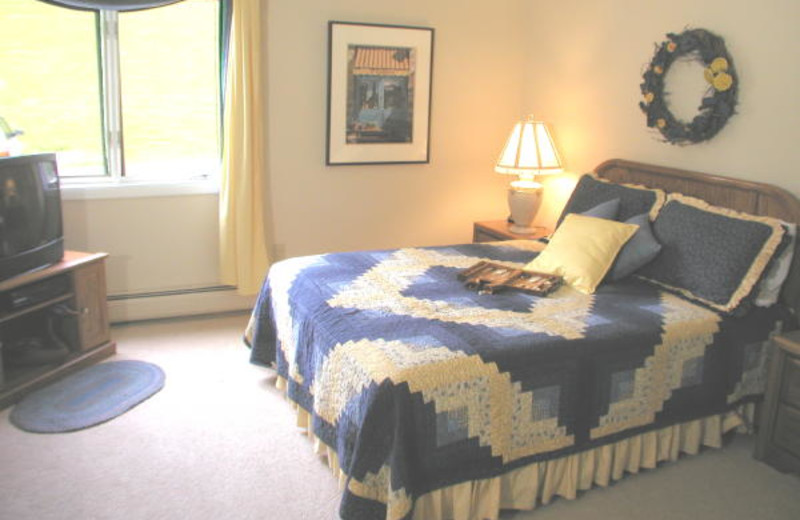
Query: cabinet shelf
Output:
[[0, 251, 115, 409], [0, 293, 74, 325], [0, 345, 114, 402]]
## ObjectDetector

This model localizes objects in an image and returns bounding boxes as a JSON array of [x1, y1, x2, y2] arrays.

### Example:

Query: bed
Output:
[[246, 159, 800, 520]]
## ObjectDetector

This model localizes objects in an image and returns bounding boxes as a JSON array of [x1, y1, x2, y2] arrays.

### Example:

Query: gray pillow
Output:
[[537, 200, 620, 245], [608, 213, 662, 281], [581, 198, 620, 220]]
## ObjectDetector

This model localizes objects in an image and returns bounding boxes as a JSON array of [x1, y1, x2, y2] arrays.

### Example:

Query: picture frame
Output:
[[326, 21, 434, 166]]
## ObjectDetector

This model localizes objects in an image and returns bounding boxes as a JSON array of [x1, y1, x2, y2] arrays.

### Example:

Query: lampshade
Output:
[[495, 116, 562, 234], [495, 116, 562, 180]]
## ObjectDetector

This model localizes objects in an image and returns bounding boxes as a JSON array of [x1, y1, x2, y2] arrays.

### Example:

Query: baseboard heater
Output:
[[107, 285, 255, 323], [107, 284, 236, 301]]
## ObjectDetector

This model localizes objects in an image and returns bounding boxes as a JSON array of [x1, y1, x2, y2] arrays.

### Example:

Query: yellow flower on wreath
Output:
[[667, 42, 677, 52], [644, 92, 655, 103], [710, 57, 729, 73], [656, 118, 667, 129], [704, 56, 734, 92], [712, 72, 733, 92], [653, 65, 664, 75]]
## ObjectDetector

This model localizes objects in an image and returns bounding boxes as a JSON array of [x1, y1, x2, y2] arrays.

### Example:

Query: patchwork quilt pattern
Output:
[[248, 241, 781, 520]]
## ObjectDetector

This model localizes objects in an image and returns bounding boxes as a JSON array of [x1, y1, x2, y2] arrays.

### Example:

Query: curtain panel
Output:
[[219, 0, 271, 295], [38, 0, 183, 11]]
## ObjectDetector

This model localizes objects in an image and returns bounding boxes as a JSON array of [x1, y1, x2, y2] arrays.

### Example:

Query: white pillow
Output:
[[754, 222, 796, 307]]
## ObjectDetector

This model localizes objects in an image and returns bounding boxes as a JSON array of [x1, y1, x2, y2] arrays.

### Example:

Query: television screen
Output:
[[0, 153, 64, 281]]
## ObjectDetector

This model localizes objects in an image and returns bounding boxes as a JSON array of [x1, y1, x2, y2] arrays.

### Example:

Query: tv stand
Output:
[[0, 251, 115, 409]]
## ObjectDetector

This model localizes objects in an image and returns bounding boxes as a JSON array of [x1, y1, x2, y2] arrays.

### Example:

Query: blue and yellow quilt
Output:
[[248, 240, 780, 519]]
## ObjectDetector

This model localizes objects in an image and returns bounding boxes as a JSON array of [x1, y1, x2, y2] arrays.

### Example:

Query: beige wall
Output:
[[523, 0, 800, 229], [62, 193, 256, 322], [62, 194, 221, 294], [265, 0, 526, 259], [64, 0, 800, 320], [62, 0, 528, 319]]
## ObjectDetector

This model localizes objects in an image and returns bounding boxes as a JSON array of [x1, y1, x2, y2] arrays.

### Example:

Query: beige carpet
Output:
[[0, 313, 798, 520]]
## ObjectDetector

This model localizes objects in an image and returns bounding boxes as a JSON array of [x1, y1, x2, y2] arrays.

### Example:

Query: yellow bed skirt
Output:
[[275, 376, 755, 520]]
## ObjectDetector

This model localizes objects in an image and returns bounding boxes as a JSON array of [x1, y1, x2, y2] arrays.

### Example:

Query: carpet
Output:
[[10, 360, 165, 433]]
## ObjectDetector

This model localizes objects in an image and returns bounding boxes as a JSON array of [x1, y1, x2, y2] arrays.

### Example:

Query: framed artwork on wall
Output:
[[326, 21, 434, 165]]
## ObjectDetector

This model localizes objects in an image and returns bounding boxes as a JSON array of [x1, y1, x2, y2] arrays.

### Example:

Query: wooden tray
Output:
[[458, 261, 562, 296]]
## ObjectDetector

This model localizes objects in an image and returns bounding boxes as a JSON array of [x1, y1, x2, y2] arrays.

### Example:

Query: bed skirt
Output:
[[275, 375, 755, 520]]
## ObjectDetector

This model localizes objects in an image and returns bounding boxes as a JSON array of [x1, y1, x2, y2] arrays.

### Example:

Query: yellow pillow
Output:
[[524, 214, 638, 294]]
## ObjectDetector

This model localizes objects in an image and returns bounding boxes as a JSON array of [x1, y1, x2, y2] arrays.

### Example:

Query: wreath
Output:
[[639, 28, 738, 145]]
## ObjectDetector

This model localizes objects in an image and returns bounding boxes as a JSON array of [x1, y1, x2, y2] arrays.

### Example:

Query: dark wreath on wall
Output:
[[639, 28, 738, 145]]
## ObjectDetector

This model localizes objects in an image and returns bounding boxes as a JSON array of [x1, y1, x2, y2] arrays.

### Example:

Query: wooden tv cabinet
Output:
[[0, 251, 116, 409]]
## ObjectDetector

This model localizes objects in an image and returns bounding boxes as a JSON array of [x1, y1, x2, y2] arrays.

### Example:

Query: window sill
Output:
[[60, 178, 219, 201]]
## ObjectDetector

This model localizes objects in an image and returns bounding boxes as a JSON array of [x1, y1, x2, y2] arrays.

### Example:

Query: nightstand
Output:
[[755, 330, 800, 474], [473, 220, 551, 243]]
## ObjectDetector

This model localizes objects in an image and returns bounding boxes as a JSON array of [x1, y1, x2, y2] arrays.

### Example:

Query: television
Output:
[[0, 153, 64, 282]]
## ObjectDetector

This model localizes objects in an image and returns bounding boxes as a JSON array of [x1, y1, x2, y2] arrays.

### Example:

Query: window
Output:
[[0, 0, 221, 182]]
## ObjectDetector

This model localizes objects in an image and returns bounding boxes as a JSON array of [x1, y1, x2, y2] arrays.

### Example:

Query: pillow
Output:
[[524, 213, 638, 294], [754, 222, 797, 307], [536, 200, 620, 246], [556, 173, 666, 228], [635, 194, 786, 313], [581, 198, 620, 219], [608, 213, 662, 281]]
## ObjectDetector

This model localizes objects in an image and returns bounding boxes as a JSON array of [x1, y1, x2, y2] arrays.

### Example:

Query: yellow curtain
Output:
[[219, 0, 270, 295]]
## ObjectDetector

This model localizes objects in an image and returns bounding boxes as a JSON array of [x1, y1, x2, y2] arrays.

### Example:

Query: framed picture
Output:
[[326, 21, 434, 165]]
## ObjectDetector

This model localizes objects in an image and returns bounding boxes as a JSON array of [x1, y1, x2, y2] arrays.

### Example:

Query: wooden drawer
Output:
[[780, 357, 800, 408], [774, 403, 800, 457], [757, 331, 800, 473]]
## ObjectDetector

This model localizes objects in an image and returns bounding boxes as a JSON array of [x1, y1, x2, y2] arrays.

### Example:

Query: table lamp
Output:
[[495, 116, 562, 233]]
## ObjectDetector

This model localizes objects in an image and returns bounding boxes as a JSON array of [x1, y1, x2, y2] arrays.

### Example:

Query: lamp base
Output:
[[508, 185, 543, 234], [508, 224, 540, 234]]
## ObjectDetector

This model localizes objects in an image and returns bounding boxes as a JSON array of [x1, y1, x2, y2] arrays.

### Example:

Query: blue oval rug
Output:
[[10, 360, 165, 434]]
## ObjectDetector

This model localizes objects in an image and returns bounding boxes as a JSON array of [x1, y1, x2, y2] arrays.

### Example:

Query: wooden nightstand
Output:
[[473, 220, 551, 243], [755, 330, 800, 474]]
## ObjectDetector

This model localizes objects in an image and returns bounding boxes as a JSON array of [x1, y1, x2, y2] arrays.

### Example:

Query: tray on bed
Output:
[[458, 260, 563, 296]]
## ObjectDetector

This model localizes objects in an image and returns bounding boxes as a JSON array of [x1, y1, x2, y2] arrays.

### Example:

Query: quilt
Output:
[[248, 240, 782, 520]]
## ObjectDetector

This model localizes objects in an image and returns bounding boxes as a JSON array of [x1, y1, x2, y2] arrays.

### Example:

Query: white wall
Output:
[[522, 0, 800, 229], [268, 0, 800, 252], [68, 0, 799, 322], [62, 193, 254, 322], [63, 195, 218, 293], [265, 0, 526, 259], [62, 0, 528, 321]]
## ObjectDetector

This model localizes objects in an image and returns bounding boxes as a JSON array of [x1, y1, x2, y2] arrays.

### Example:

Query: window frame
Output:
[[100, 10, 124, 183], [57, 2, 222, 194], [60, 176, 219, 200]]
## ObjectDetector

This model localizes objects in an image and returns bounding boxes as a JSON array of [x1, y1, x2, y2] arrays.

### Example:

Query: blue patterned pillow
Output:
[[557, 174, 666, 228], [636, 194, 786, 313]]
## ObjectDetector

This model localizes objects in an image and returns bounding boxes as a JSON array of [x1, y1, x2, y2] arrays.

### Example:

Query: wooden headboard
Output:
[[594, 159, 800, 320]]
